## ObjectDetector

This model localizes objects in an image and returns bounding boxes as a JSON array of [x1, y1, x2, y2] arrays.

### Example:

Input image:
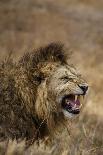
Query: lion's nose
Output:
[[78, 84, 88, 95]]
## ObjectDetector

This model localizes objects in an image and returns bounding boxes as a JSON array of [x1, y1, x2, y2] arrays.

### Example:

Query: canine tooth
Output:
[[75, 95, 78, 101], [80, 103, 83, 109]]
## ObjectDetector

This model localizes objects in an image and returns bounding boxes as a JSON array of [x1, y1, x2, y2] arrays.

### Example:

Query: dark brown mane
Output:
[[19, 43, 67, 69], [0, 43, 70, 145]]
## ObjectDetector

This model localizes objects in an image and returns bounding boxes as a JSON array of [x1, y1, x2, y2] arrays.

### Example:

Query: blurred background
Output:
[[0, 0, 103, 154]]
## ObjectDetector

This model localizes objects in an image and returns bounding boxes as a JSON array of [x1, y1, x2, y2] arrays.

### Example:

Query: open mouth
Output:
[[61, 94, 83, 115]]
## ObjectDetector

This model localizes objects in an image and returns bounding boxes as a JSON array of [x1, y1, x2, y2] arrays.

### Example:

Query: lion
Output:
[[0, 43, 88, 145]]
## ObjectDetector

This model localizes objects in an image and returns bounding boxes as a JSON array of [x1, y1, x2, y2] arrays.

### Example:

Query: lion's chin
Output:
[[61, 94, 84, 118], [62, 109, 78, 118]]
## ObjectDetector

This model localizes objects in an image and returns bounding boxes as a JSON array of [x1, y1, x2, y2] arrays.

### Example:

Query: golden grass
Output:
[[0, 0, 103, 154]]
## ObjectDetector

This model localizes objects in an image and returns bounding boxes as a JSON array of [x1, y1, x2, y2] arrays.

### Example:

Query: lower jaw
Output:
[[62, 109, 80, 118]]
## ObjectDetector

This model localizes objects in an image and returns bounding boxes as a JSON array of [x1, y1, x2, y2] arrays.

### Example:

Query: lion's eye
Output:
[[61, 76, 73, 82], [60, 76, 70, 81], [60, 76, 68, 80], [63, 76, 69, 80]]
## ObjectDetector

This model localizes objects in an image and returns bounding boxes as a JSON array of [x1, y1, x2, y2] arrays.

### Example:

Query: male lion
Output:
[[0, 43, 88, 144]]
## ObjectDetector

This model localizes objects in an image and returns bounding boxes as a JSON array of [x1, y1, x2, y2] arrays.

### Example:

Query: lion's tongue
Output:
[[66, 99, 80, 107]]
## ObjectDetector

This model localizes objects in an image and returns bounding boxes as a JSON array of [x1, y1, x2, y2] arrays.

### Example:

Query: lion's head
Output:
[[19, 43, 88, 137], [47, 64, 88, 118], [35, 62, 88, 121]]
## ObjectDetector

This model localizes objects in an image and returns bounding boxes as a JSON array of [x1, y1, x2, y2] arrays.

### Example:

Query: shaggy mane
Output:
[[19, 43, 67, 68], [0, 42, 71, 145]]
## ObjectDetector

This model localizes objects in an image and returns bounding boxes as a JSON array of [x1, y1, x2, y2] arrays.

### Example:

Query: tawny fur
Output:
[[0, 43, 67, 142], [0, 43, 86, 145]]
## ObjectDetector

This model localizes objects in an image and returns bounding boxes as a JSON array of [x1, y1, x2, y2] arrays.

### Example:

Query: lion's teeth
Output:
[[73, 104, 76, 109], [80, 103, 82, 108], [75, 95, 78, 101]]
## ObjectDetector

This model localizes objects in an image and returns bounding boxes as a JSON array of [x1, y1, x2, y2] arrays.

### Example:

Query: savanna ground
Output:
[[0, 0, 103, 154]]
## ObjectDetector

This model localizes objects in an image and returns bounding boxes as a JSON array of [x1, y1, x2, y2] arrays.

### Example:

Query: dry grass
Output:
[[0, 0, 103, 154]]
